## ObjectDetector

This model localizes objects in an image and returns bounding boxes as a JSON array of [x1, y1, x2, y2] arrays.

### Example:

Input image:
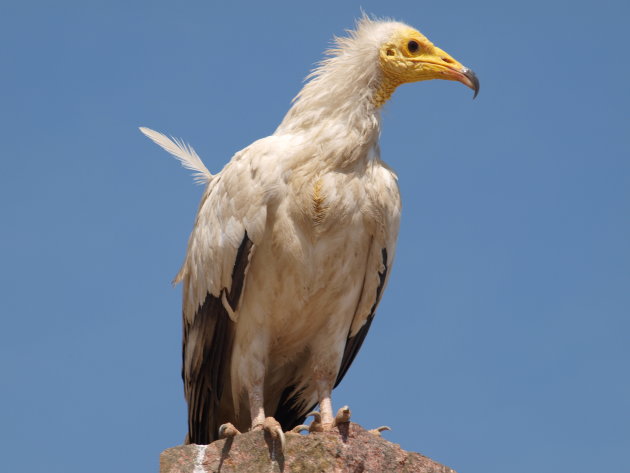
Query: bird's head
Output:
[[278, 18, 479, 132], [375, 25, 479, 105]]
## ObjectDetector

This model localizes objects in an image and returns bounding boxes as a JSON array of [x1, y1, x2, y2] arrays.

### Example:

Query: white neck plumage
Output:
[[274, 48, 386, 168]]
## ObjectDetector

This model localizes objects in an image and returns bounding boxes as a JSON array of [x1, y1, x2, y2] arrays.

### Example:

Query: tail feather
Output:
[[139, 127, 212, 184]]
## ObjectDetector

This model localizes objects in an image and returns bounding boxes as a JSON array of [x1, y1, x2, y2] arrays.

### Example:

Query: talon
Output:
[[368, 425, 391, 436], [263, 417, 286, 453], [218, 422, 241, 438], [276, 425, 286, 452], [333, 405, 351, 426], [305, 411, 323, 432]]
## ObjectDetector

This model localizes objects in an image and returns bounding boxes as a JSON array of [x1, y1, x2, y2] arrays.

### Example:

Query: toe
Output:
[[333, 405, 351, 426], [290, 424, 310, 434], [218, 422, 241, 438], [305, 411, 323, 433], [263, 417, 286, 453], [368, 426, 391, 436]]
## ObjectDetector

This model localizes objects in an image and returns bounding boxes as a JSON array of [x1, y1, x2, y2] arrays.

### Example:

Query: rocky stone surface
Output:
[[160, 422, 457, 473]]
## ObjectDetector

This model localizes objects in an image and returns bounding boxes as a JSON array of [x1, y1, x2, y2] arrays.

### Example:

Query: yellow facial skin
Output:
[[375, 27, 479, 106]]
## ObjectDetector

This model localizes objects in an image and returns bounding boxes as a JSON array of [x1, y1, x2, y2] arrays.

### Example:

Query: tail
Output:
[[139, 127, 212, 184]]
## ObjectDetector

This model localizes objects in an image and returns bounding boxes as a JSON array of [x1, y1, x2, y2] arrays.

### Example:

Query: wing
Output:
[[275, 162, 401, 430], [182, 233, 252, 445], [153, 134, 279, 444], [335, 245, 389, 387], [336, 161, 400, 387]]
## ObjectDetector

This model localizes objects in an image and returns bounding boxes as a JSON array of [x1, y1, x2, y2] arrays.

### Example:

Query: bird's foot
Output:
[[218, 422, 241, 439], [296, 405, 351, 434], [262, 416, 286, 453]]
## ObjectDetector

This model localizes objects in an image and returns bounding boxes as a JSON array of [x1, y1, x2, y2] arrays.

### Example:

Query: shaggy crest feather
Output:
[[276, 16, 405, 135], [139, 127, 212, 184]]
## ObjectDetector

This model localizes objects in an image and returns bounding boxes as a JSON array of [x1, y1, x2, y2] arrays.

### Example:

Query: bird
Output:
[[140, 15, 478, 447]]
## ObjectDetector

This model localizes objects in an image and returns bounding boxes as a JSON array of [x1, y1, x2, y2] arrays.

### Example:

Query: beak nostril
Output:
[[441, 57, 453, 64]]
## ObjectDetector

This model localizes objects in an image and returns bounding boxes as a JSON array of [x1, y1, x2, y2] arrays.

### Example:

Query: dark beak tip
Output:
[[465, 68, 480, 100]]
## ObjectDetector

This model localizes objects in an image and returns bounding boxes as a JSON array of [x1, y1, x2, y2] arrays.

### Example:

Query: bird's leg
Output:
[[247, 382, 286, 453], [248, 383, 266, 430], [315, 374, 333, 430], [218, 358, 267, 440], [317, 387, 335, 427], [314, 375, 352, 431]]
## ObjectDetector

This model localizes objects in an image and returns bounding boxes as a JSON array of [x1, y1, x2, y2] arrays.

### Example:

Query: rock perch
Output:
[[160, 422, 457, 473]]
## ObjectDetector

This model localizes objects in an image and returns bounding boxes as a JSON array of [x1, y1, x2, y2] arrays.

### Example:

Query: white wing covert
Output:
[[175, 137, 277, 324]]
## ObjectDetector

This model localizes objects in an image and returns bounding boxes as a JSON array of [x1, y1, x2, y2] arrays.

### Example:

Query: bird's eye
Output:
[[407, 40, 419, 53]]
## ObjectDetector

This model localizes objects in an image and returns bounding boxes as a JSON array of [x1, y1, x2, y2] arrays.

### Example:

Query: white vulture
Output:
[[141, 16, 478, 446]]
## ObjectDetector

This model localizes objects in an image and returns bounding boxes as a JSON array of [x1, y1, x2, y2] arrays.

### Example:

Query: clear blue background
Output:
[[1, 1, 628, 472]]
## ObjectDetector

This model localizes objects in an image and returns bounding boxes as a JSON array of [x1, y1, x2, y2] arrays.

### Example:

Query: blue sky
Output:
[[1, 1, 628, 472]]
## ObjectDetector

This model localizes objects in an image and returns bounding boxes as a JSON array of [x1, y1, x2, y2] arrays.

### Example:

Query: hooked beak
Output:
[[438, 63, 479, 99], [418, 46, 480, 99], [458, 67, 480, 99]]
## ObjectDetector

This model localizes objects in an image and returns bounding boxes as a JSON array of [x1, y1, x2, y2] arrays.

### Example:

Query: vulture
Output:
[[141, 16, 478, 447]]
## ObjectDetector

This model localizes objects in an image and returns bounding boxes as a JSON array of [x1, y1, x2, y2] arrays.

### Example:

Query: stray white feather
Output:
[[139, 127, 212, 184]]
